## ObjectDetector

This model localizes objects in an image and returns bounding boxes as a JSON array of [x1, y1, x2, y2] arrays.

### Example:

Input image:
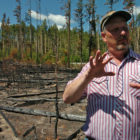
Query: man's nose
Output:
[[120, 30, 126, 36]]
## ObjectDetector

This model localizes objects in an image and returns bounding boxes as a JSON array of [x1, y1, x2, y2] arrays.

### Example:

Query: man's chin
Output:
[[116, 44, 129, 51]]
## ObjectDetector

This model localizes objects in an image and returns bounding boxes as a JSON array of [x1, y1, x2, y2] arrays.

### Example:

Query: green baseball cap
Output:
[[100, 10, 131, 32]]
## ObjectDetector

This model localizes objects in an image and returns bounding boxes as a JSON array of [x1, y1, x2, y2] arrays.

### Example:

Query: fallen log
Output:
[[8, 90, 64, 98], [0, 106, 86, 122], [7, 98, 63, 103], [0, 79, 67, 84]]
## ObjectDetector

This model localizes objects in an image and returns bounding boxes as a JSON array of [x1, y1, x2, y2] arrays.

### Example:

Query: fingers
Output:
[[89, 50, 115, 78], [94, 50, 112, 65], [95, 50, 101, 64], [90, 50, 113, 67], [103, 56, 113, 65], [89, 56, 94, 67], [130, 83, 140, 89], [90, 50, 101, 68], [102, 52, 108, 60]]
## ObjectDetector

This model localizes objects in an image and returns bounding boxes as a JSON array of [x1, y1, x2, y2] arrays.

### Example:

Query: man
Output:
[[63, 10, 140, 140]]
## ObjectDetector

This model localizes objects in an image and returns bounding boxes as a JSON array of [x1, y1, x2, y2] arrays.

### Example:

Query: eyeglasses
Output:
[[108, 26, 129, 34]]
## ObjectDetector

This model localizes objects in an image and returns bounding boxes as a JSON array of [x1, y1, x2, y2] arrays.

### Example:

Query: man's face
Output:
[[102, 16, 130, 52]]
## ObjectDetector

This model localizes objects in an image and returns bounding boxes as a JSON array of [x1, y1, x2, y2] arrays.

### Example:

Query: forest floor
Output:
[[0, 60, 87, 140]]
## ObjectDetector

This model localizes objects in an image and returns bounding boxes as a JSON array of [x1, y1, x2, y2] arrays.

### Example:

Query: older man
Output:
[[63, 10, 140, 140]]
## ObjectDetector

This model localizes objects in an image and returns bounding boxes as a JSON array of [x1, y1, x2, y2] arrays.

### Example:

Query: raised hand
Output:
[[63, 50, 115, 104], [86, 50, 115, 80]]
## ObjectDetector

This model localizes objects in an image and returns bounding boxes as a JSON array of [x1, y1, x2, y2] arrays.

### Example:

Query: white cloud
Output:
[[30, 10, 66, 29], [48, 14, 66, 25], [57, 25, 64, 29], [133, 6, 140, 16]]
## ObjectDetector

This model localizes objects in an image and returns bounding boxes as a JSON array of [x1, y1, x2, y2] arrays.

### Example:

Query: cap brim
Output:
[[101, 11, 131, 32], [110, 11, 131, 21]]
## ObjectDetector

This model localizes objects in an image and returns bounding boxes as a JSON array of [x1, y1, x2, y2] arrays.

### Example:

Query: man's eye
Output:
[[111, 28, 118, 32], [110, 27, 128, 33], [123, 27, 128, 31]]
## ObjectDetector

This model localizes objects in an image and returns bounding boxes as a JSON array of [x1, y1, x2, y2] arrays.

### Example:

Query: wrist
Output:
[[84, 68, 94, 83]]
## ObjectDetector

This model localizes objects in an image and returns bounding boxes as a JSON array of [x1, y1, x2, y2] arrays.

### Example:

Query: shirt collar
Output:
[[105, 48, 140, 66], [127, 48, 140, 60], [106, 48, 140, 61]]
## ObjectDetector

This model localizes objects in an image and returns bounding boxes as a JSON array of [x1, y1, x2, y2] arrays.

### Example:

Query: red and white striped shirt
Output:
[[74, 49, 140, 140]]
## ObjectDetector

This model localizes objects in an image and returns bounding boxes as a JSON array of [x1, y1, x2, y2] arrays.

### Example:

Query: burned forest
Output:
[[0, 0, 140, 139], [0, 60, 87, 140]]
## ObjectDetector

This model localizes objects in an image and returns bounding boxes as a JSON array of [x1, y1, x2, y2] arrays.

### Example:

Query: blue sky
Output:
[[0, 0, 140, 31]]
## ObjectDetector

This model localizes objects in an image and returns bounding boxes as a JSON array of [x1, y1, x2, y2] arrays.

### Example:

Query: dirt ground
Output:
[[0, 61, 87, 140]]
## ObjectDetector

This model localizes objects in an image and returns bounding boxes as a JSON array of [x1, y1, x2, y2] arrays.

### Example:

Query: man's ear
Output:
[[101, 32, 107, 42]]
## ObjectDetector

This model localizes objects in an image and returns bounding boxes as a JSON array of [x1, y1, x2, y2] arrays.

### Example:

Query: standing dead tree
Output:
[[104, 0, 119, 11], [60, 0, 71, 68], [75, 0, 84, 64], [85, 0, 97, 57], [54, 27, 59, 139], [65, 0, 71, 68], [13, 0, 22, 59], [25, 0, 34, 59]]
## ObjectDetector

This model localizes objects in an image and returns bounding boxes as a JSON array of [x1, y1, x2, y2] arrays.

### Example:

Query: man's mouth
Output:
[[118, 39, 128, 44]]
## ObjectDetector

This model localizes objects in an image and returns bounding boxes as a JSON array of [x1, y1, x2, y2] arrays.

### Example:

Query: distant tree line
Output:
[[0, 0, 140, 68]]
